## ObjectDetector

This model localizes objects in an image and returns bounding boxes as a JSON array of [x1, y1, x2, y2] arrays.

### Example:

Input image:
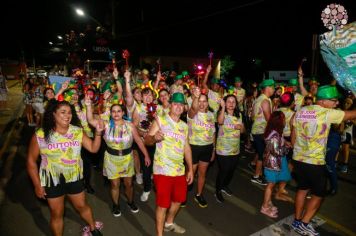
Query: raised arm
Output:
[[298, 64, 308, 96], [55, 80, 69, 100], [84, 94, 99, 128], [123, 70, 134, 108], [201, 64, 212, 91], [217, 99, 226, 125], [113, 68, 123, 101], [187, 87, 201, 119], [153, 71, 161, 91]]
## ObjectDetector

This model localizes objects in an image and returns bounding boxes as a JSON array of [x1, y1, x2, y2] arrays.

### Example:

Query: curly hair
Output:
[[42, 100, 81, 143]]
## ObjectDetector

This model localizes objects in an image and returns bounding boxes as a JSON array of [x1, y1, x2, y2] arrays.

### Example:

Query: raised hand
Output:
[[113, 67, 119, 79], [84, 94, 92, 106]]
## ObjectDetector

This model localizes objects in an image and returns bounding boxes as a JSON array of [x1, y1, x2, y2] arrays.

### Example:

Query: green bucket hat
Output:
[[234, 76, 242, 83], [175, 74, 183, 81], [259, 79, 275, 89], [181, 71, 189, 77], [289, 78, 298, 86], [170, 92, 186, 104], [316, 85, 340, 100]]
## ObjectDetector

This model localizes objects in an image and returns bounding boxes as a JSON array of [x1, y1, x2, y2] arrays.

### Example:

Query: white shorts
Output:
[[32, 102, 45, 114]]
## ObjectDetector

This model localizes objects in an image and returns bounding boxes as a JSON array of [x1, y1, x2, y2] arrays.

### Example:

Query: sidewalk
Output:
[[0, 80, 24, 135]]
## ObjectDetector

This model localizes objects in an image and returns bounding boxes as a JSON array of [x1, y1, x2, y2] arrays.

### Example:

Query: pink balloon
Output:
[[337, 13, 343, 19], [330, 3, 335, 8], [338, 6, 345, 12], [331, 9, 338, 15]]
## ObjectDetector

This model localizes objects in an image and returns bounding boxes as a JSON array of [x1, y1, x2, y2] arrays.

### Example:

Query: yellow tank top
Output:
[[251, 94, 272, 135], [278, 107, 295, 137], [154, 114, 188, 176], [104, 121, 133, 150], [156, 104, 170, 117], [216, 114, 242, 156], [36, 125, 83, 187], [188, 111, 215, 145]]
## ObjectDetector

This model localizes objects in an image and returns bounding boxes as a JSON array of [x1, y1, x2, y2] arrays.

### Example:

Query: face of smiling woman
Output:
[[110, 105, 124, 121], [53, 104, 72, 128]]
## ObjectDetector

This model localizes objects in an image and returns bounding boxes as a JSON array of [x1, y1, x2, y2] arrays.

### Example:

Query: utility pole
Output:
[[311, 34, 318, 77]]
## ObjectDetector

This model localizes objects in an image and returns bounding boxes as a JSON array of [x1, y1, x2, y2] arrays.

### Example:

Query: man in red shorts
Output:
[[145, 92, 193, 236]]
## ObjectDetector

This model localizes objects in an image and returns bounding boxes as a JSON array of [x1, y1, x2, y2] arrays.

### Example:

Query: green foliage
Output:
[[220, 56, 235, 76]]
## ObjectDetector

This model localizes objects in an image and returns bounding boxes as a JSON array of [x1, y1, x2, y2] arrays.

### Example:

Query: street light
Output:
[[75, 7, 102, 27]]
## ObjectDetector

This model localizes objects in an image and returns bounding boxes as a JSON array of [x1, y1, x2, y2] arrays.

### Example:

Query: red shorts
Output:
[[153, 174, 187, 208]]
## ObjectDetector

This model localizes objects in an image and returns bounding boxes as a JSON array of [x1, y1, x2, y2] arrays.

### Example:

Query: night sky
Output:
[[1, 0, 354, 72]]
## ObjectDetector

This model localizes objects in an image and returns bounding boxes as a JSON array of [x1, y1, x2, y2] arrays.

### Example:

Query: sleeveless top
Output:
[[251, 94, 272, 135], [153, 114, 188, 176], [188, 111, 215, 145], [36, 125, 83, 187], [103, 121, 133, 150], [216, 113, 242, 156]]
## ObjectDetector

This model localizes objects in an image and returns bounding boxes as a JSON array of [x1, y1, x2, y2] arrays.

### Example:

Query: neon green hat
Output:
[[259, 79, 275, 89], [316, 85, 340, 100], [170, 92, 186, 104]]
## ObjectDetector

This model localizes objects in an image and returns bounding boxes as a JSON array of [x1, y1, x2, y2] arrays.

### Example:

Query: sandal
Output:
[[268, 202, 278, 212], [260, 206, 278, 218]]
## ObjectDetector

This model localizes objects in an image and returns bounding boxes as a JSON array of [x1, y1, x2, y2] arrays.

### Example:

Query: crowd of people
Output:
[[23, 61, 356, 236]]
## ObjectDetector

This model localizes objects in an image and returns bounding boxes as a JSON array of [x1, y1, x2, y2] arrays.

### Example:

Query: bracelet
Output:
[[298, 73, 304, 77], [95, 132, 103, 136]]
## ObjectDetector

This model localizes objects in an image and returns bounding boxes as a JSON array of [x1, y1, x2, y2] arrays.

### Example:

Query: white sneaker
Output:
[[136, 173, 143, 185], [140, 191, 150, 202]]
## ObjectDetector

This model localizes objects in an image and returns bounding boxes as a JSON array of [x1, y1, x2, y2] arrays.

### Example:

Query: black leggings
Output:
[[138, 145, 156, 192], [216, 154, 238, 192]]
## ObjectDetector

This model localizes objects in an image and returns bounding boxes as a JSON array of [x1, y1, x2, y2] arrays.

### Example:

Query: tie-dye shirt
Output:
[[188, 111, 216, 145], [154, 114, 188, 176], [216, 114, 242, 156], [208, 89, 222, 115], [36, 125, 83, 187], [294, 93, 304, 111], [251, 94, 272, 135], [292, 105, 344, 165], [277, 107, 295, 137], [234, 87, 246, 112]]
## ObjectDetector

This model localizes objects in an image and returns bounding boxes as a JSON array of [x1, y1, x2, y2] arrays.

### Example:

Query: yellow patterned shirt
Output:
[[251, 94, 272, 135], [36, 125, 83, 187], [156, 104, 170, 117], [234, 88, 246, 111], [188, 111, 216, 145], [216, 114, 242, 156], [294, 93, 304, 111], [154, 114, 188, 176], [208, 89, 222, 115], [292, 105, 344, 165], [278, 107, 295, 137]]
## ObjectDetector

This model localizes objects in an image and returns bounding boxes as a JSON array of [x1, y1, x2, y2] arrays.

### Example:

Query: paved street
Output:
[[0, 82, 356, 236]]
